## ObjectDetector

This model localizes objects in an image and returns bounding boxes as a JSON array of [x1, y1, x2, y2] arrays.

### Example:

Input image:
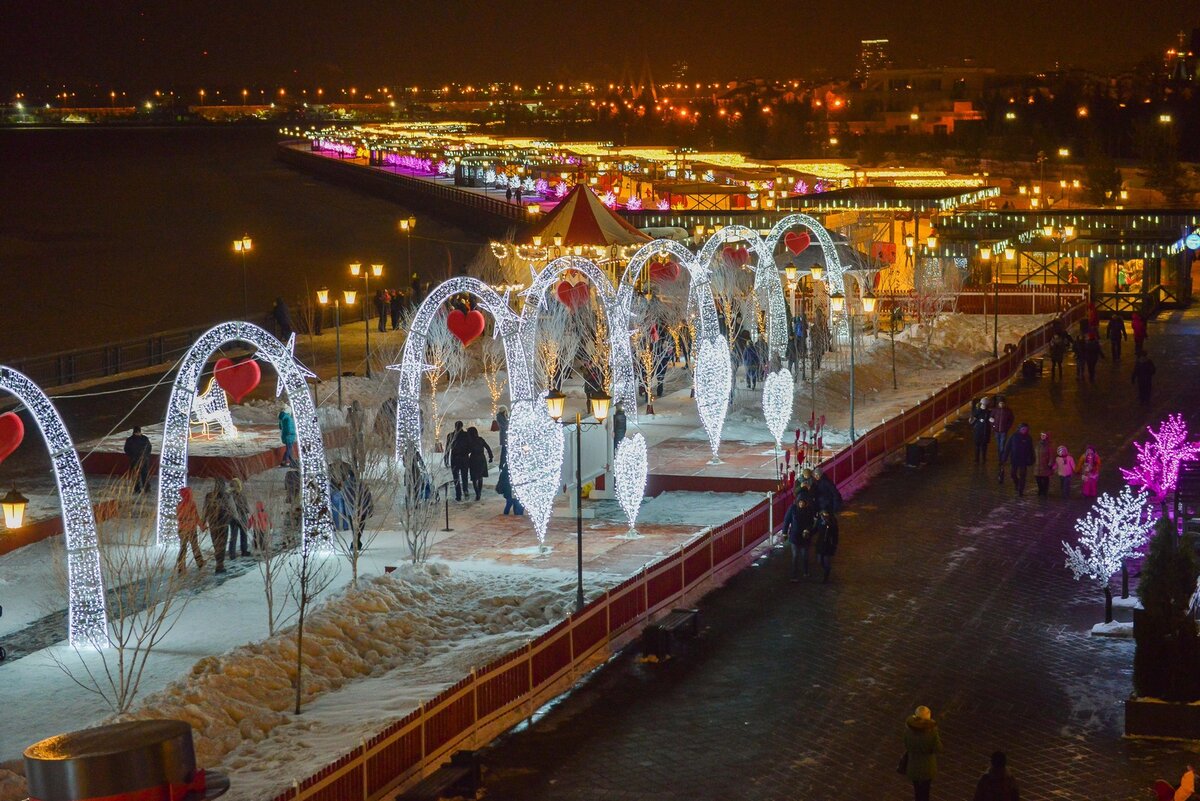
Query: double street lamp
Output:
[[317, 287, 357, 409], [398, 216, 417, 283], [232, 235, 252, 316], [545, 390, 611, 611], [349, 262, 384, 377], [829, 289, 876, 442], [1042, 224, 1076, 312]]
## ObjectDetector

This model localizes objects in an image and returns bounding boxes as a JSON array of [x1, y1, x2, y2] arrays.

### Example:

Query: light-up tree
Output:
[[1063, 486, 1155, 623], [1120, 413, 1200, 507], [482, 337, 508, 418], [422, 312, 467, 448]]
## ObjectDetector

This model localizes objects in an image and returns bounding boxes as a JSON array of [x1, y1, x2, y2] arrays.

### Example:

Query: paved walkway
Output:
[[478, 310, 1200, 801]]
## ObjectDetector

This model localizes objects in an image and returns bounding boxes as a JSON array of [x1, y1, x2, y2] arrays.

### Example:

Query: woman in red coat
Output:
[[1131, 312, 1147, 356]]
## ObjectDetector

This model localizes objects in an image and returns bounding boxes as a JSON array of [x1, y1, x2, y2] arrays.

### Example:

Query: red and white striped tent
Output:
[[521, 185, 651, 249]]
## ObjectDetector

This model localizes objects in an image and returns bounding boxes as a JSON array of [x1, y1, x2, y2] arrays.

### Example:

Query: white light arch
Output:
[[764, 213, 847, 295], [0, 366, 107, 647], [155, 323, 333, 550]]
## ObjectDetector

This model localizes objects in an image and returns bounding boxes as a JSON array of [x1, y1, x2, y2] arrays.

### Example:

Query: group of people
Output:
[[444, 420, 495, 503], [780, 466, 843, 583], [175, 477, 269, 575], [970, 394, 1101, 498], [1045, 310, 1156, 402], [373, 278, 425, 333], [899, 705, 1020, 801]]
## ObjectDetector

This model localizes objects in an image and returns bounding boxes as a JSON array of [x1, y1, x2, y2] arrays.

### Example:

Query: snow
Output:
[[1091, 620, 1135, 637]]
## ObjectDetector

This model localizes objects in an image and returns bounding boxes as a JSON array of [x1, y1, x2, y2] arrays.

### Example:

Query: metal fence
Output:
[[265, 299, 1087, 801]]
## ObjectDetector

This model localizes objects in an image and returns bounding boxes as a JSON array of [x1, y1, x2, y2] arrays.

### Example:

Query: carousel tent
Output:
[[520, 184, 651, 247]]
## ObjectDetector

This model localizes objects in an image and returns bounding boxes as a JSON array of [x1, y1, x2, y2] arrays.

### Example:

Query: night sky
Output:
[[3, 0, 1197, 91]]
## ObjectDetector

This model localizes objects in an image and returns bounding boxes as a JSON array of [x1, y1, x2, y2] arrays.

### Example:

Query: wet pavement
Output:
[[477, 310, 1200, 801]]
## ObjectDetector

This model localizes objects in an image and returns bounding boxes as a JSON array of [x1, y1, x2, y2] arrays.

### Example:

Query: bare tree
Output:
[[399, 447, 443, 564], [288, 533, 339, 715], [49, 489, 198, 714], [482, 336, 508, 417], [535, 299, 576, 392]]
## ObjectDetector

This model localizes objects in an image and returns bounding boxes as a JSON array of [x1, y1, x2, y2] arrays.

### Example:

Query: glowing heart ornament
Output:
[[507, 399, 565, 549], [614, 433, 648, 539], [556, 280, 590, 310], [761, 369, 794, 450], [784, 231, 811, 255], [0, 411, 25, 466], [213, 358, 261, 403], [446, 309, 486, 346], [694, 337, 732, 464]]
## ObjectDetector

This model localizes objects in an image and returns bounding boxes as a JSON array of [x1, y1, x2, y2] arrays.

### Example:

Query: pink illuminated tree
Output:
[[1120, 413, 1200, 505]]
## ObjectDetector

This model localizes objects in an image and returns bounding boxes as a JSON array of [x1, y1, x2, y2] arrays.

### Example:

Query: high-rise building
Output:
[[856, 39, 892, 83]]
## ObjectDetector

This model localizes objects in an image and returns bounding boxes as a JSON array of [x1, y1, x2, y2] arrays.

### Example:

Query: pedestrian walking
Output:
[[1048, 331, 1071, 381], [445, 421, 470, 501], [989, 396, 1014, 474], [812, 467, 843, 513], [496, 460, 524, 515], [1083, 333, 1103, 383], [249, 499, 271, 552], [902, 705, 943, 801], [1107, 314, 1127, 361], [1132, 311, 1148, 355], [782, 491, 817, 580], [743, 343, 760, 390], [788, 311, 808, 378], [1000, 423, 1035, 496], [389, 289, 404, 330], [278, 407, 298, 467], [1072, 334, 1086, 380], [226, 478, 251, 558], [1035, 431, 1055, 496], [972, 751, 1019, 801], [505, 186, 512, 203], [123, 426, 153, 493], [1078, 445, 1102, 497], [467, 426, 494, 501], [495, 405, 510, 459], [272, 297, 294, 342], [813, 509, 838, 582], [203, 478, 231, 574], [346, 400, 366, 473], [175, 486, 205, 573], [612, 401, 627, 450], [1087, 301, 1100, 332], [1055, 445, 1076, 497], [970, 398, 991, 464], [375, 397, 397, 451], [1132, 352, 1157, 404], [375, 289, 388, 333]]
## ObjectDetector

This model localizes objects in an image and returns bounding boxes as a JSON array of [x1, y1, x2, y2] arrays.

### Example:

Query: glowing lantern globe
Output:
[[2, 488, 28, 529]]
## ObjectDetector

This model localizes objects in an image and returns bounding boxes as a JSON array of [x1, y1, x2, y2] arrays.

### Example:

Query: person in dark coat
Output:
[[972, 751, 1019, 801], [1071, 333, 1086, 380], [813, 509, 839, 582], [742, 340, 760, 390], [203, 478, 231, 574], [175, 486, 205, 573], [782, 492, 817, 580], [389, 289, 404, 330], [903, 706, 944, 801], [496, 460, 524, 515], [812, 467, 842, 513], [1034, 431, 1055, 497], [375, 289, 389, 333], [226, 478, 251, 558], [1001, 423, 1036, 496], [1132, 352, 1157, 404], [495, 406, 510, 462], [1106, 314, 1127, 361], [466, 427, 493, 501], [1048, 331, 1071, 381], [444, 421, 469, 501], [611, 401, 628, 450], [123, 426, 153, 493], [989, 396, 1014, 469], [1082, 333, 1103, 383], [410, 274, 423, 307], [1131, 311, 1148, 355], [970, 398, 991, 464], [272, 297, 294, 342]]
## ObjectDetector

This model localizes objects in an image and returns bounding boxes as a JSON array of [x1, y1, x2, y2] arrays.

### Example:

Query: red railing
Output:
[[269, 301, 1086, 801]]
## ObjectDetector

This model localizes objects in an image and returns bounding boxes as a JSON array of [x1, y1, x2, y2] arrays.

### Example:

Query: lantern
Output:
[[2, 488, 28, 530]]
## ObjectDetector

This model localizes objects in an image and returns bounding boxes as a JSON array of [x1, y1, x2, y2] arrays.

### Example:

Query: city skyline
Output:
[[3, 0, 1197, 93]]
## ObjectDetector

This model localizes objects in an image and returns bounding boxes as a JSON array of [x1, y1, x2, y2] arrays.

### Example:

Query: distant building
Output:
[[856, 39, 892, 84], [1164, 29, 1197, 81]]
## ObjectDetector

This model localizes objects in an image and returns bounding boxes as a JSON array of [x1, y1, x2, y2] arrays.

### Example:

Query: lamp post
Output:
[[233, 235, 252, 316], [399, 216, 416, 285], [350, 262, 383, 377], [1042, 225, 1075, 313], [996, 248, 1016, 357], [545, 390, 611, 612], [831, 290, 856, 441], [317, 287, 356, 409], [2, 488, 29, 530]]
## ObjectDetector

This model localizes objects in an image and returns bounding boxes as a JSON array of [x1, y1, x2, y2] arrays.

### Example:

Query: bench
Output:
[[397, 750, 479, 801], [641, 608, 700, 660]]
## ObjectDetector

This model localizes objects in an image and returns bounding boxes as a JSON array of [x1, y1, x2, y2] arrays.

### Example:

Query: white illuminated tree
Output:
[[482, 337, 508, 417], [1120, 413, 1200, 506], [614, 434, 648, 538], [1063, 485, 1155, 623]]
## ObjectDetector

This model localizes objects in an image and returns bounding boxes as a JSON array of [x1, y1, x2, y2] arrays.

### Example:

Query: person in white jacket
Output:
[[1054, 446, 1077, 498]]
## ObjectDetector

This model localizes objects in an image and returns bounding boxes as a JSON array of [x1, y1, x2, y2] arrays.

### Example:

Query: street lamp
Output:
[[318, 287, 356, 409], [233, 235, 252, 316], [2, 488, 28, 529], [350, 262, 383, 377], [1044, 225, 1075, 311], [545, 390, 611, 611], [399, 216, 417, 281]]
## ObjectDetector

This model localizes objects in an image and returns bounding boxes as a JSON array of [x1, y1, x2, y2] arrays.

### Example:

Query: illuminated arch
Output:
[[763, 213, 847, 294], [156, 323, 333, 550], [0, 366, 107, 647]]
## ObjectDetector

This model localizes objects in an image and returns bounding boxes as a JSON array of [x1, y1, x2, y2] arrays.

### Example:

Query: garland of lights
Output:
[[1120, 413, 1200, 505], [694, 337, 732, 463], [696, 224, 789, 364], [613, 433, 648, 538], [507, 399, 564, 547], [763, 214, 847, 295], [761, 369, 794, 450], [1063, 485, 1154, 590], [0, 366, 108, 647], [156, 323, 333, 552]]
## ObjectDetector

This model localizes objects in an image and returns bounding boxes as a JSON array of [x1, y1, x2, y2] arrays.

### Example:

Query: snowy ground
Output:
[[0, 311, 1053, 799]]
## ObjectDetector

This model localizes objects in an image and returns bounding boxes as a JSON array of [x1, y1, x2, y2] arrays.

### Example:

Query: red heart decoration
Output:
[[447, 309, 486, 346], [722, 245, 750, 266], [556, 280, 590, 309], [649, 259, 680, 283], [0, 412, 25, 466], [784, 231, 811, 255], [213, 358, 262, 403]]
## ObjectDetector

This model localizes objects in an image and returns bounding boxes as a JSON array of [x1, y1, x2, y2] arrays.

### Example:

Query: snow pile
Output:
[[633, 491, 766, 527]]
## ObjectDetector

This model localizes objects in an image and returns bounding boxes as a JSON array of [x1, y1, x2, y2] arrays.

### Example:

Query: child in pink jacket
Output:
[[1054, 446, 1077, 498], [1078, 446, 1101, 497]]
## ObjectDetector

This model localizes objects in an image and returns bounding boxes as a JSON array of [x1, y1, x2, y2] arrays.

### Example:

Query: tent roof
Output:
[[520, 185, 651, 247]]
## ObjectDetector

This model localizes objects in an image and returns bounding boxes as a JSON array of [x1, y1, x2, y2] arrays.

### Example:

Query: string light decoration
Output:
[[761, 369, 794, 450], [613, 433, 648, 538], [1063, 485, 1154, 622], [763, 213, 847, 295], [390, 277, 530, 464], [694, 337, 732, 463], [696, 225, 789, 365], [156, 322, 333, 552], [0, 365, 107, 647], [1119, 413, 1200, 505], [507, 399, 564, 548]]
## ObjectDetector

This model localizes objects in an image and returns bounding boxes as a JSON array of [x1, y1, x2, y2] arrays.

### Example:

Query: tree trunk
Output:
[[294, 605, 306, 715], [1121, 561, 1129, 599], [1104, 586, 1114, 624]]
